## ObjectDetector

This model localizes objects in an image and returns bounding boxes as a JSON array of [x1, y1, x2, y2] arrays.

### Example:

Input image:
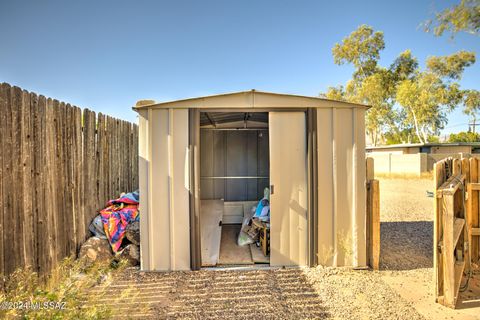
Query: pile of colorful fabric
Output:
[[99, 190, 139, 252]]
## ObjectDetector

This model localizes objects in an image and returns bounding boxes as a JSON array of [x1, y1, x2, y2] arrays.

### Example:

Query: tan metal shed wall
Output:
[[316, 108, 366, 267], [269, 112, 308, 266], [138, 108, 190, 271], [138, 105, 367, 270], [138, 110, 150, 268]]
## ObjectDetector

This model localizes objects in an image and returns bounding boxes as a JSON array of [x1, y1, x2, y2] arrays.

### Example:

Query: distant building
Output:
[[366, 142, 480, 155], [366, 143, 480, 175]]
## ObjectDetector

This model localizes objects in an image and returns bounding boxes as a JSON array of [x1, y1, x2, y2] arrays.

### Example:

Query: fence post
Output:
[[366, 157, 380, 270]]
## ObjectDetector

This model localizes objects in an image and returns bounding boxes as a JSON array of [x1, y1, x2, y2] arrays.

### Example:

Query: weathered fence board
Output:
[[0, 85, 5, 277], [35, 95, 47, 275], [366, 157, 380, 270], [0, 82, 138, 278], [435, 157, 480, 308]]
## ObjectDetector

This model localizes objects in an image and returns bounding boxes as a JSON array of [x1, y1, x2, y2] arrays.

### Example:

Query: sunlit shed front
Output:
[[133, 90, 369, 271]]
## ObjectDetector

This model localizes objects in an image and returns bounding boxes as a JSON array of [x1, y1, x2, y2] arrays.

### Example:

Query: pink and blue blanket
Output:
[[100, 191, 139, 252]]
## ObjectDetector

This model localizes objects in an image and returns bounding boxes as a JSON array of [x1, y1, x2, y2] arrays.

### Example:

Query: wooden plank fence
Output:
[[434, 157, 480, 308], [0, 83, 138, 278]]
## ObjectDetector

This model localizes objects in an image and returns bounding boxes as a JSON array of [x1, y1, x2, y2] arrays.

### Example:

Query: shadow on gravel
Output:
[[380, 221, 433, 270], [100, 268, 331, 319]]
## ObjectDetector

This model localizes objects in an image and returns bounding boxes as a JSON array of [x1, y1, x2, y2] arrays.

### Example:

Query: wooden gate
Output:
[[434, 157, 480, 308]]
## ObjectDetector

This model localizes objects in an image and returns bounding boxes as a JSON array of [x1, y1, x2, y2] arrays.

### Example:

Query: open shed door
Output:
[[269, 112, 308, 266]]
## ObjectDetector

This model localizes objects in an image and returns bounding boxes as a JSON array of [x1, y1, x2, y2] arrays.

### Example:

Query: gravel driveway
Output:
[[378, 177, 480, 320], [94, 177, 480, 319], [100, 266, 423, 319], [378, 177, 434, 270]]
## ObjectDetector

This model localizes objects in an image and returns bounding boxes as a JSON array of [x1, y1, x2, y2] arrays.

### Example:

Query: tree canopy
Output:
[[331, 25, 385, 79], [448, 131, 480, 142], [425, 0, 480, 37], [323, 25, 478, 145], [463, 89, 480, 122]]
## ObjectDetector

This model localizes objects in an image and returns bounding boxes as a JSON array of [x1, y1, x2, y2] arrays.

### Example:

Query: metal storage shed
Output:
[[133, 90, 369, 271]]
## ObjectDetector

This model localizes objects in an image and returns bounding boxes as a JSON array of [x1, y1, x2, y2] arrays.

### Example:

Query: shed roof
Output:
[[133, 90, 369, 111]]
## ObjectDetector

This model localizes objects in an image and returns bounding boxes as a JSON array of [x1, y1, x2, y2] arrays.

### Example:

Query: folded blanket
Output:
[[100, 191, 139, 252]]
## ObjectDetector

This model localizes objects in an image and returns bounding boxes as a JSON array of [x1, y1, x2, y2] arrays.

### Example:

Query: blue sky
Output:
[[0, 0, 478, 135]]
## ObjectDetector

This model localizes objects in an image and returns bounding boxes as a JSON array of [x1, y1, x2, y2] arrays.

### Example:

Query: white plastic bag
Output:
[[237, 206, 256, 246]]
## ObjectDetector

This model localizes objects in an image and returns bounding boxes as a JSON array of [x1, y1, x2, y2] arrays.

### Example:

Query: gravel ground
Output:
[[98, 267, 423, 319], [379, 177, 434, 270], [378, 178, 480, 320], [93, 177, 480, 319], [95, 177, 434, 320], [379, 177, 433, 222], [302, 267, 423, 320]]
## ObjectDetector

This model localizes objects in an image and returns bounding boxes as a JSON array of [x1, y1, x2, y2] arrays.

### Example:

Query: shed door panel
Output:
[[269, 112, 308, 266]]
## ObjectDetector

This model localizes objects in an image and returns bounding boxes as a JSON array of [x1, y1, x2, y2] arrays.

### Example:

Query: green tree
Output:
[[325, 25, 394, 145], [396, 51, 475, 143], [323, 26, 417, 145], [463, 89, 480, 127], [332, 25, 385, 80], [426, 51, 476, 79], [325, 26, 478, 146], [448, 131, 480, 142], [424, 0, 480, 37]]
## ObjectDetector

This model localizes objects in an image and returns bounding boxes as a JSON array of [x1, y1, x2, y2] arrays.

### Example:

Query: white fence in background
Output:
[[367, 152, 476, 175]]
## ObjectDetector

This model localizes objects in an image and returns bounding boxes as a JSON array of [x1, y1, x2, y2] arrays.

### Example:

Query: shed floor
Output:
[[218, 225, 253, 265], [250, 243, 270, 264]]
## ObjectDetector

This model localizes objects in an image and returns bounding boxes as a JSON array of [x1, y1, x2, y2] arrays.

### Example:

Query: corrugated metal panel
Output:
[[316, 108, 334, 266], [138, 104, 367, 271], [269, 112, 308, 266], [171, 110, 191, 269], [139, 108, 190, 271], [200, 129, 269, 201], [316, 108, 366, 267], [138, 110, 150, 269], [354, 108, 367, 267]]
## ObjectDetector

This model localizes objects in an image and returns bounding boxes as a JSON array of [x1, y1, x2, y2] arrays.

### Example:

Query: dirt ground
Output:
[[95, 177, 480, 319], [380, 177, 434, 271], [379, 177, 480, 320], [99, 267, 423, 319]]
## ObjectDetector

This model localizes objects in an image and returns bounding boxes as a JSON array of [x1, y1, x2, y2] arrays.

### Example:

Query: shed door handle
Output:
[[270, 185, 274, 195]]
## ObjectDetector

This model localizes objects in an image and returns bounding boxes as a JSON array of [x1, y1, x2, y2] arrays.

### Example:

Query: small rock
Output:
[[116, 244, 140, 266], [78, 236, 113, 267], [126, 221, 140, 245]]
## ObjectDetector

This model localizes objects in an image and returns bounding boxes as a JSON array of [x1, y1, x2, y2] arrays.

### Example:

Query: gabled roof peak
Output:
[[133, 90, 370, 111]]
